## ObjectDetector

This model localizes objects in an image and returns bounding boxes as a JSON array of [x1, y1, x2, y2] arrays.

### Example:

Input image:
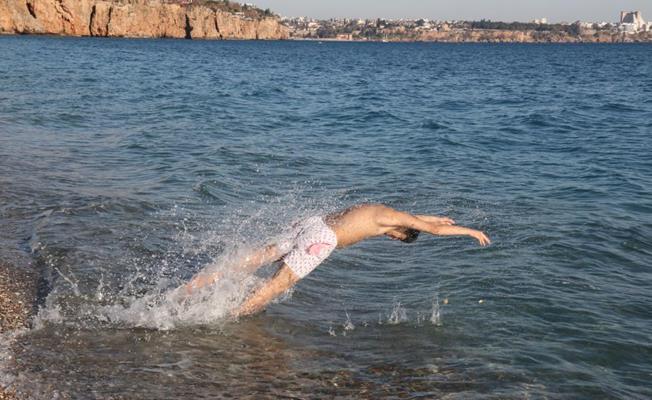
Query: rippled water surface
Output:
[[1, 37, 651, 399]]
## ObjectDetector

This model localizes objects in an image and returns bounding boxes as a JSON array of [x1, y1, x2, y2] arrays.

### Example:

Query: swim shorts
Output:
[[277, 216, 338, 279]]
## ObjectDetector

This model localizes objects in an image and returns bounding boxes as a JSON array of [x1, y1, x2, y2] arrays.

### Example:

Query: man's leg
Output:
[[234, 264, 300, 317], [182, 244, 282, 295]]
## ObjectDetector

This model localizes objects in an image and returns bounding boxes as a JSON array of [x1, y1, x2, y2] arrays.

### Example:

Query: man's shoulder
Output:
[[328, 204, 395, 228], [353, 203, 392, 213]]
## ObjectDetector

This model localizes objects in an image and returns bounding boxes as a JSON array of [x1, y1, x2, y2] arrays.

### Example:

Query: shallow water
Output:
[[1, 37, 651, 398]]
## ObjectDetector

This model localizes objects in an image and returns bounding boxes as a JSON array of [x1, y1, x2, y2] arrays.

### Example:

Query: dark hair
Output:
[[401, 228, 420, 243]]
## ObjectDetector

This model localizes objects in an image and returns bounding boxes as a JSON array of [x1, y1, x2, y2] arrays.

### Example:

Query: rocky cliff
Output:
[[0, 0, 289, 39]]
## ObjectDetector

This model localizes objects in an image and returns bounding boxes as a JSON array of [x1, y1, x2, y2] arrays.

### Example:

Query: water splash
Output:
[[30, 193, 345, 331], [387, 299, 408, 325], [94, 274, 255, 330], [34, 247, 264, 330], [430, 294, 442, 326], [53, 267, 81, 297], [95, 273, 106, 302], [343, 311, 355, 331]]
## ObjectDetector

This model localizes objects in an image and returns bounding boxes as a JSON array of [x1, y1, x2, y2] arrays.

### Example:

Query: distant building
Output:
[[533, 18, 548, 24], [619, 11, 646, 32], [620, 23, 636, 33]]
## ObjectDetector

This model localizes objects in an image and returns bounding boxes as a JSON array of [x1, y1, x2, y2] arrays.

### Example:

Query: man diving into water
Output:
[[180, 204, 490, 316]]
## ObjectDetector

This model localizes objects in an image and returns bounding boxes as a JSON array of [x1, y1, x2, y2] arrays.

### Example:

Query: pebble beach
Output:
[[0, 262, 36, 400]]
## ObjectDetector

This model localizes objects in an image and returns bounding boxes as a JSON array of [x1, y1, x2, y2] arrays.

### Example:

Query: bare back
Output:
[[325, 204, 395, 248]]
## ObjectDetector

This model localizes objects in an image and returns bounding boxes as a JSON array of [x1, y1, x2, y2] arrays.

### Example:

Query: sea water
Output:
[[0, 37, 651, 398]]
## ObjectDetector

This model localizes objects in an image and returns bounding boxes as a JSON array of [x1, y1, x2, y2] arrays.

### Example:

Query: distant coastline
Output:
[[2, 1, 651, 43], [286, 33, 652, 44], [283, 16, 652, 43]]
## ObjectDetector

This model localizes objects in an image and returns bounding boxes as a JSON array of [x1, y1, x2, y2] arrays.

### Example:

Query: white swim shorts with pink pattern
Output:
[[278, 216, 338, 279]]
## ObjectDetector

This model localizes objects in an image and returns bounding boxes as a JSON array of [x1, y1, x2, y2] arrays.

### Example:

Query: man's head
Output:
[[386, 228, 420, 243]]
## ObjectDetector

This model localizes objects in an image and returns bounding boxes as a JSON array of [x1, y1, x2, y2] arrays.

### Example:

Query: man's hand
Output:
[[470, 230, 491, 246]]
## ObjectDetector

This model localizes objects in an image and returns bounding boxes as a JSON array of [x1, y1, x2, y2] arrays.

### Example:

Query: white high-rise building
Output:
[[619, 11, 646, 32]]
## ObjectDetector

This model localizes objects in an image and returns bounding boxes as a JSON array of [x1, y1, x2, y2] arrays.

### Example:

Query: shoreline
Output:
[[2, 32, 651, 43], [0, 262, 36, 400], [287, 31, 652, 44], [289, 36, 652, 44]]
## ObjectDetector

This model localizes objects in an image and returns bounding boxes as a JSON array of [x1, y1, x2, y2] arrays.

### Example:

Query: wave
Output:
[[600, 102, 642, 113], [419, 119, 452, 132]]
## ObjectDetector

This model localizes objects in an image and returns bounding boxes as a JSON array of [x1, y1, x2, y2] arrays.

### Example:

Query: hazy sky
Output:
[[250, 1, 651, 23]]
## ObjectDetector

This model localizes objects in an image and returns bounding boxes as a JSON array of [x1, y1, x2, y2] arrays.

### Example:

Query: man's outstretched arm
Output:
[[234, 264, 300, 317], [415, 214, 455, 225], [428, 224, 491, 246], [380, 207, 491, 246]]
